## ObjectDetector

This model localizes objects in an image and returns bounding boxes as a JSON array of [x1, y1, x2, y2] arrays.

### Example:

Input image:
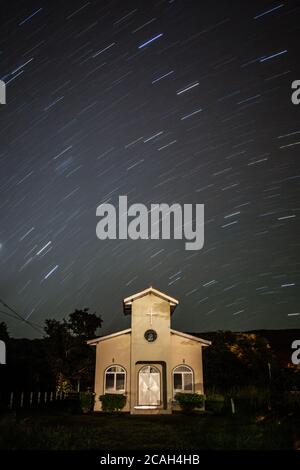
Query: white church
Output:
[[88, 287, 210, 414]]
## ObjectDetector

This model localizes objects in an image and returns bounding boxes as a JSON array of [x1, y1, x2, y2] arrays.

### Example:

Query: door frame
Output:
[[136, 361, 167, 409], [138, 365, 161, 406]]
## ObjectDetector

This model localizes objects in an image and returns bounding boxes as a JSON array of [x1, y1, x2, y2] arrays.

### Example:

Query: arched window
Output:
[[173, 365, 193, 394], [105, 365, 126, 393]]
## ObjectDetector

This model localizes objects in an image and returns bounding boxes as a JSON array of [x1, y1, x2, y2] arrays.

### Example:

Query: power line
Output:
[[0, 308, 43, 330], [0, 309, 22, 321], [0, 299, 44, 335]]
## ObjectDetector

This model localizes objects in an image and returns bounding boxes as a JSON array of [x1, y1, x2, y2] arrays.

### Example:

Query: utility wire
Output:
[[0, 299, 44, 335], [0, 308, 42, 330]]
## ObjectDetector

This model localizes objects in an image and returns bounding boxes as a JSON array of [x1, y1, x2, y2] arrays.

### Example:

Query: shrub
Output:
[[99, 393, 126, 412], [79, 392, 95, 413], [205, 393, 225, 413], [229, 386, 270, 414], [174, 393, 205, 413]]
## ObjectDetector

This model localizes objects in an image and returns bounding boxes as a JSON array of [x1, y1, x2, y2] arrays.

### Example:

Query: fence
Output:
[[0, 390, 69, 411]]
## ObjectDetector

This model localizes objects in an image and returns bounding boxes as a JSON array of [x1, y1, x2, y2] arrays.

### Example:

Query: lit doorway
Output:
[[138, 365, 161, 406]]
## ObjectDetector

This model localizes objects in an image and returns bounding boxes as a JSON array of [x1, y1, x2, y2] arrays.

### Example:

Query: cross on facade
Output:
[[146, 304, 158, 326]]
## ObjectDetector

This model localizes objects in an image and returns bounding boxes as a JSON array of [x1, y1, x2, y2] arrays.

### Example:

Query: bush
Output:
[[205, 393, 225, 414], [99, 393, 126, 412], [175, 393, 205, 413], [229, 387, 270, 414], [79, 392, 95, 413]]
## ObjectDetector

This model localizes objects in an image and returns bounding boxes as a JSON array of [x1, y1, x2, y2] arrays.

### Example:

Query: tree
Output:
[[44, 308, 102, 391], [203, 331, 274, 391], [67, 308, 103, 340]]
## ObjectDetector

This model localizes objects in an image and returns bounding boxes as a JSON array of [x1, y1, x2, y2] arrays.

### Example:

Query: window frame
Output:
[[173, 365, 194, 395], [104, 365, 126, 394]]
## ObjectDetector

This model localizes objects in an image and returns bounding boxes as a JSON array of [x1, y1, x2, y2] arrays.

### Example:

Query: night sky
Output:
[[0, 0, 299, 338]]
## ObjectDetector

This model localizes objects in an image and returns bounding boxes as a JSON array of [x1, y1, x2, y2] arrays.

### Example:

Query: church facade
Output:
[[88, 287, 210, 414]]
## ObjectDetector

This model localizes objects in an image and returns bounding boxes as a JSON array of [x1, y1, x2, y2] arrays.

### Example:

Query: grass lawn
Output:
[[0, 411, 299, 450]]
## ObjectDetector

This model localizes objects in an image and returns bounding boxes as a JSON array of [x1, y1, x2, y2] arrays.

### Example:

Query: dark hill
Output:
[[193, 329, 300, 366]]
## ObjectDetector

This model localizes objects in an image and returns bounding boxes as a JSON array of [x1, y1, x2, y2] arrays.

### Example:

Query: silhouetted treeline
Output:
[[200, 329, 300, 392], [0, 308, 102, 393]]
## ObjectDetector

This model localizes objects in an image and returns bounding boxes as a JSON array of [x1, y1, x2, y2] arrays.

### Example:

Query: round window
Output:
[[144, 329, 157, 342]]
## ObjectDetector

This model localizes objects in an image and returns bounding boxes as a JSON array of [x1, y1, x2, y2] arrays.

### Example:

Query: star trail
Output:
[[0, 0, 299, 337]]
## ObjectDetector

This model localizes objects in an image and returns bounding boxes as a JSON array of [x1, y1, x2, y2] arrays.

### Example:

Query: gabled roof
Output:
[[87, 328, 131, 345], [123, 286, 179, 315], [171, 329, 211, 346], [87, 327, 211, 347]]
